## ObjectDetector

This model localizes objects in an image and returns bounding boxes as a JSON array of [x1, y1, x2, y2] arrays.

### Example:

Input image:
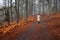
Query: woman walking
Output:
[[37, 14, 41, 23]]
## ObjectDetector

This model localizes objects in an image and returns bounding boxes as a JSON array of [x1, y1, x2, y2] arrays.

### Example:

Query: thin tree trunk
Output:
[[4, 0, 10, 25], [24, 0, 28, 23], [15, 0, 20, 23], [10, 0, 13, 22]]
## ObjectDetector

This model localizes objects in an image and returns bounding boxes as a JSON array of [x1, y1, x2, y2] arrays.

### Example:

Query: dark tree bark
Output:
[[15, 0, 20, 23], [4, 0, 10, 25]]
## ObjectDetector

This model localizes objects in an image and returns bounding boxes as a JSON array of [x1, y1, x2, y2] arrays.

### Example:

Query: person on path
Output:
[[37, 14, 41, 23]]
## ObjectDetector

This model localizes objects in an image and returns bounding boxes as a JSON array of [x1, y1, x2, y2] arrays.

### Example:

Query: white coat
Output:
[[37, 15, 40, 22]]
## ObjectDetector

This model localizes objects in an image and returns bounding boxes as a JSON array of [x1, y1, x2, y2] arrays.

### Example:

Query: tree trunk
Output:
[[15, 0, 20, 23], [5, 0, 10, 25]]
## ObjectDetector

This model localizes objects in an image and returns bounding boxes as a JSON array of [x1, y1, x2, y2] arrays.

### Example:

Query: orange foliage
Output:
[[46, 13, 60, 40], [0, 16, 35, 35]]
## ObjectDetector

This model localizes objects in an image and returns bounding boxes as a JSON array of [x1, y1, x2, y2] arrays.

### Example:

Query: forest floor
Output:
[[0, 13, 60, 40]]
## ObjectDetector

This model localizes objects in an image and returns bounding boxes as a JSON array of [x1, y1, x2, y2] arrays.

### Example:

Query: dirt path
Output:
[[16, 21, 50, 40]]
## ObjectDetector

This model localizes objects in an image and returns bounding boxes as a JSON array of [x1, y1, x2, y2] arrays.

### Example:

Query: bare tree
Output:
[[3, 0, 10, 25], [24, 0, 28, 23], [15, 0, 20, 23]]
